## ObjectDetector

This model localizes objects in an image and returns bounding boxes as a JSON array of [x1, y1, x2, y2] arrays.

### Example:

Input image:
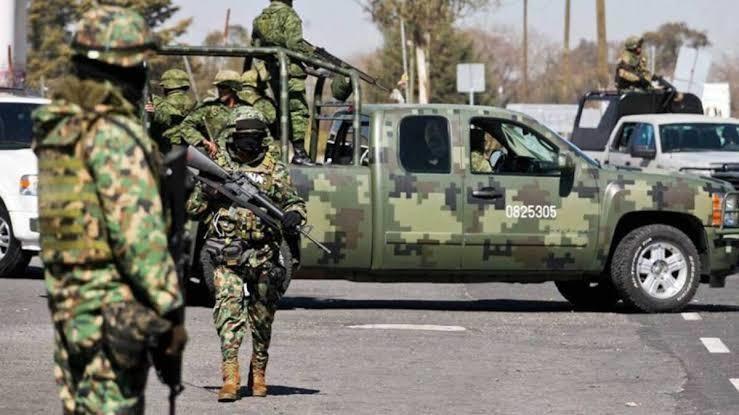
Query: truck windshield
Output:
[[0, 103, 41, 150], [661, 123, 739, 153]]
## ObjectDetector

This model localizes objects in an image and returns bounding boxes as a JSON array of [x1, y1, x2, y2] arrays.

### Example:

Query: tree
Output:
[[361, 0, 493, 103], [27, 0, 190, 88], [642, 22, 710, 75]]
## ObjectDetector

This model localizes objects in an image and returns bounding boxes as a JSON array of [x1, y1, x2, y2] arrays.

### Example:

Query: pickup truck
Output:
[[290, 103, 739, 312], [158, 46, 739, 313], [582, 113, 739, 188]]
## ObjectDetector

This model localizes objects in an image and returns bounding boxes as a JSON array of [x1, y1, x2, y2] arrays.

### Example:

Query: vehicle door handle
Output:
[[472, 187, 503, 200]]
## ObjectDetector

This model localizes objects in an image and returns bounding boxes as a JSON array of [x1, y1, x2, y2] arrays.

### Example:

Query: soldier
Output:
[[252, 0, 316, 165], [187, 107, 306, 401], [470, 128, 492, 173], [167, 69, 250, 157], [615, 36, 657, 92], [239, 61, 278, 136], [149, 68, 195, 153], [32, 5, 186, 413]]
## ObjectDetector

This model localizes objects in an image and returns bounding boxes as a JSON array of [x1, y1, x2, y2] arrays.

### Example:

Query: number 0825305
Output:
[[505, 205, 557, 219]]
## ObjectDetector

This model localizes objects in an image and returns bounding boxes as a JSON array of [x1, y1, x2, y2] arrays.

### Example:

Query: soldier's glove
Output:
[[281, 211, 303, 235]]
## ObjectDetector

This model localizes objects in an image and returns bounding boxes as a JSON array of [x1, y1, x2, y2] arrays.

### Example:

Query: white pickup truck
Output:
[[0, 94, 48, 276], [583, 114, 739, 188]]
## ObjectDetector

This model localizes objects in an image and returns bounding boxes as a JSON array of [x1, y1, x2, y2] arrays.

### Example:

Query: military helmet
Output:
[[71, 5, 156, 67], [225, 107, 270, 155], [331, 76, 353, 102], [213, 69, 244, 91], [624, 36, 644, 52], [241, 69, 259, 89], [159, 69, 190, 90]]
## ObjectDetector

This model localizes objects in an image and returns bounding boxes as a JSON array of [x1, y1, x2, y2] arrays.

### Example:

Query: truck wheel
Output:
[[554, 280, 620, 311], [611, 224, 700, 313], [0, 204, 31, 277]]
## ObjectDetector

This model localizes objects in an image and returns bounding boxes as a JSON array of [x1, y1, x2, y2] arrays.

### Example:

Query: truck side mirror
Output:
[[630, 145, 656, 159], [557, 152, 576, 197]]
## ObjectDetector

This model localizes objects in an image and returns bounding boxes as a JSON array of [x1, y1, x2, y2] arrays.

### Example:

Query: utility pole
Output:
[[563, 0, 571, 98], [522, 0, 528, 100], [223, 8, 231, 45], [400, 19, 411, 104], [596, 0, 608, 87]]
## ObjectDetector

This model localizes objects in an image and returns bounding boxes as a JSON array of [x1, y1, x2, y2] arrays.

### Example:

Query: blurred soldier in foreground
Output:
[[149, 68, 195, 153], [187, 108, 306, 401], [168, 69, 249, 157], [252, 0, 315, 165], [470, 128, 492, 173], [32, 5, 186, 413], [615, 36, 657, 92]]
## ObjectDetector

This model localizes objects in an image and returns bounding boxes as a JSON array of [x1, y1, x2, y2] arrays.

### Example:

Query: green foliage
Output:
[[27, 0, 190, 89]]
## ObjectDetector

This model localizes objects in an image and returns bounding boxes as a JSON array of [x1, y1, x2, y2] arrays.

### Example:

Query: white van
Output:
[[0, 95, 48, 276]]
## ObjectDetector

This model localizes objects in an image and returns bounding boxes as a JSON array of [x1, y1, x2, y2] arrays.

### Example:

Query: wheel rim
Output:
[[0, 216, 10, 260], [635, 241, 688, 300]]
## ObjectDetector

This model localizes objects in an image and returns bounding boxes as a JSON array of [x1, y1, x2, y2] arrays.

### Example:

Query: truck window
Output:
[[470, 118, 559, 176], [631, 123, 656, 150], [611, 122, 637, 153], [660, 123, 739, 153], [0, 103, 39, 150], [399, 116, 451, 174]]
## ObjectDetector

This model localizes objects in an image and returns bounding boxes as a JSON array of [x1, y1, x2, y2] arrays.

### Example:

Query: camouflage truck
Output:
[[159, 46, 739, 313]]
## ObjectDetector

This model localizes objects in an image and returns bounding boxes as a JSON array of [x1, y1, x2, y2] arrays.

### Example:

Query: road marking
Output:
[[700, 338, 731, 354], [681, 312, 702, 321], [731, 379, 739, 393], [347, 324, 466, 332]]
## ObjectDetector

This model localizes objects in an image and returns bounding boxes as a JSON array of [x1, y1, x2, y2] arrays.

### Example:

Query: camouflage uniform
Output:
[[167, 70, 251, 151], [187, 107, 306, 400], [470, 128, 492, 173], [150, 69, 195, 153], [253, 0, 314, 164], [239, 61, 278, 133], [615, 36, 655, 91], [331, 75, 353, 102], [32, 6, 183, 414]]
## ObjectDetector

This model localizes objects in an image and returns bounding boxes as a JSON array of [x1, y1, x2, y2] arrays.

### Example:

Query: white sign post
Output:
[[457, 63, 485, 106]]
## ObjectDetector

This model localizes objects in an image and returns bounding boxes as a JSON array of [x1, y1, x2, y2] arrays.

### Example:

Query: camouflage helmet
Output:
[[241, 69, 260, 89], [213, 69, 243, 92], [624, 36, 644, 52], [159, 69, 190, 90], [71, 5, 156, 68]]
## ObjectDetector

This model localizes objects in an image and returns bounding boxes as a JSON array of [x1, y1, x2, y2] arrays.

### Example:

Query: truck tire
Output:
[[0, 203, 31, 277], [554, 280, 620, 311], [611, 224, 700, 313]]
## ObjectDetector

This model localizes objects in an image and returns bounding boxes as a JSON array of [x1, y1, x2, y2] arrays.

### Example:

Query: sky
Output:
[[173, 0, 739, 60]]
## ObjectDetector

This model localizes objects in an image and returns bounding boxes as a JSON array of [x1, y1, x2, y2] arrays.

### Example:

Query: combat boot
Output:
[[248, 355, 268, 397], [218, 359, 241, 402], [291, 146, 314, 166]]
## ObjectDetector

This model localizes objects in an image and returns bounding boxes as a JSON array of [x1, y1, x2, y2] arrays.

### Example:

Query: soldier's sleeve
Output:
[[254, 98, 277, 126], [268, 161, 306, 219], [186, 182, 211, 219], [284, 10, 315, 57], [87, 121, 183, 316], [171, 105, 208, 146]]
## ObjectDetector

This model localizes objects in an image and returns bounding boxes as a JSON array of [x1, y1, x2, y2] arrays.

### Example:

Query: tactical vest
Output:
[[36, 115, 113, 265]]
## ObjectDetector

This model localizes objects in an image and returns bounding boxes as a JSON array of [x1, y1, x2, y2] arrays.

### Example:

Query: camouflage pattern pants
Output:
[[213, 262, 289, 369], [51, 315, 149, 414]]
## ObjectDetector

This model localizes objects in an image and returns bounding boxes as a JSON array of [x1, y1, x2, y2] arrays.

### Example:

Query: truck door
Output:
[[374, 111, 464, 270], [462, 115, 600, 271], [605, 122, 638, 168]]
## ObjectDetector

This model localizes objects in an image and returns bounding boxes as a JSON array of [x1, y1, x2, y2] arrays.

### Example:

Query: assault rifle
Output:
[[152, 145, 189, 415], [305, 41, 390, 93], [186, 147, 332, 255]]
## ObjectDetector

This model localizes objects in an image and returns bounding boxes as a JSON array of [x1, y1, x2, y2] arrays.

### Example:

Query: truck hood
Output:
[[598, 164, 733, 193], [0, 149, 38, 178], [661, 152, 739, 170]]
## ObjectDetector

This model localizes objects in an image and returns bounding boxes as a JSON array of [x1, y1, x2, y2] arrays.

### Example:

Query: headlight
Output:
[[19, 175, 38, 196], [724, 194, 739, 227]]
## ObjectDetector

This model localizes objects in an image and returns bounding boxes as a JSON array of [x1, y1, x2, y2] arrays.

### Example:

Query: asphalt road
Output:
[[0, 262, 737, 414]]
